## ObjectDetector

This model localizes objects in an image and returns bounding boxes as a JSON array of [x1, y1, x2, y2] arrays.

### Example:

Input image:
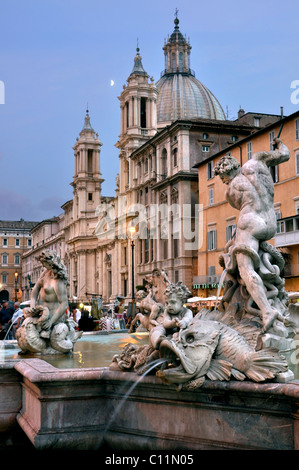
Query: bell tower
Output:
[[116, 47, 158, 195], [72, 109, 104, 218]]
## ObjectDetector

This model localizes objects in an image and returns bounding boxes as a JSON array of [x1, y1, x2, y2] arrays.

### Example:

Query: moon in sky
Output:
[[110, 80, 115, 86]]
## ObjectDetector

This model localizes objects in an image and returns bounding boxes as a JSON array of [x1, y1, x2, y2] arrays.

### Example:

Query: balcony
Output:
[[275, 215, 299, 248]]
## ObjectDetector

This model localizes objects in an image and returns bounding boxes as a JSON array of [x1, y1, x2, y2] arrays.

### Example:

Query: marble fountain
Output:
[[1, 138, 299, 450]]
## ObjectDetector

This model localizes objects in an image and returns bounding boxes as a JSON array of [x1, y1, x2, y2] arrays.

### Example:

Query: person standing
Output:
[[0, 300, 15, 339], [71, 306, 81, 324], [10, 302, 24, 339]]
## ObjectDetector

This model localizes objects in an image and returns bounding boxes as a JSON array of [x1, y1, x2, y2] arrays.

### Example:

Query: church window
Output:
[[144, 237, 150, 263], [173, 238, 179, 258], [140, 97, 147, 128], [173, 148, 178, 167], [172, 52, 176, 70], [126, 102, 129, 128], [179, 52, 183, 71], [88, 193, 93, 201], [161, 149, 167, 179], [88, 149, 93, 174], [163, 239, 168, 259], [202, 145, 209, 152]]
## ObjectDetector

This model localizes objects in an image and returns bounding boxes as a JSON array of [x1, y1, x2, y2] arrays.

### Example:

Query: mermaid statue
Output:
[[17, 250, 82, 354]]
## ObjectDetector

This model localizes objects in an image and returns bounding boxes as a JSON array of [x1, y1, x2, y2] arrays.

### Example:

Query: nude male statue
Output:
[[214, 137, 290, 332]]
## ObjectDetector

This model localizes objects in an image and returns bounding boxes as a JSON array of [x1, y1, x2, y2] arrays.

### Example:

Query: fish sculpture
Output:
[[156, 309, 289, 390]]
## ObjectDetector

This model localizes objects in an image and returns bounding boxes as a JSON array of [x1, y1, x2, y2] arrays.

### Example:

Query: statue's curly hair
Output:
[[214, 155, 240, 176], [164, 282, 191, 303], [38, 250, 69, 284]]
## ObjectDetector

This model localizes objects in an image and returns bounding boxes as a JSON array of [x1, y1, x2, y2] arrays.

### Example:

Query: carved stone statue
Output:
[[128, 269, 170, 333], [110, 139, 296, 389], [214, 138, 290, 338], [17, 250, 82, 354], [150, 282, 193, 349], [156, 309, 289, 390]]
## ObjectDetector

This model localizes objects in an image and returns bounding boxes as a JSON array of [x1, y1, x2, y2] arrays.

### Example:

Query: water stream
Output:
[[214, 269, 227, 311], [104, 357, 168, 436]]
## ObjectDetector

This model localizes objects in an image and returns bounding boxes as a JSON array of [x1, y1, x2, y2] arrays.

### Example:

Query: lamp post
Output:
[[14, 272, 18, 301], [129, 226, 136, 301]]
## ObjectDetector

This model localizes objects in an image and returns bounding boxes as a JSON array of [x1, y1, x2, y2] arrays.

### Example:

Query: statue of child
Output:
[[149, 282, 193, 350]]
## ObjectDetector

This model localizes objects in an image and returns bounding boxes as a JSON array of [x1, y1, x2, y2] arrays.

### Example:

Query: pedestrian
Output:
[[10, 302, 24, 339], [71, 306, 81, 324], [0, 300, 15, 339]]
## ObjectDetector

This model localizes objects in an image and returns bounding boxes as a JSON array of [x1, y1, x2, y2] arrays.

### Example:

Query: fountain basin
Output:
[[11, 359, 299, 450], [0, 332, 298, 450]]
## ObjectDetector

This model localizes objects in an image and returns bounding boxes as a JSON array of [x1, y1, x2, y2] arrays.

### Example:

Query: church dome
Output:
[[156, 17, 226, 125]]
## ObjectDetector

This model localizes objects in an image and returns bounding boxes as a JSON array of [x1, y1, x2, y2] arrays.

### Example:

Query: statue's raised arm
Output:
[[253, 137, 290, 166]]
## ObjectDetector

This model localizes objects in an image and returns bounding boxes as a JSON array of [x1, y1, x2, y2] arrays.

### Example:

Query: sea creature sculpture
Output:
[[16, 306, 81, 354], [110, 343, 160, 375], [157, 309, 289, 390]]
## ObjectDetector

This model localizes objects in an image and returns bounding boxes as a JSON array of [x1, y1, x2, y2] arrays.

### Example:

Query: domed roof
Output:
[[156, 16, 226, 125], [156, 73, 226, 124]]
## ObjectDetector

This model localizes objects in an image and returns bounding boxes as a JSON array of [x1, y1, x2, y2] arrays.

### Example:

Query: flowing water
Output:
[[104, 357, 168, 436], [214, 269, 227, 311]]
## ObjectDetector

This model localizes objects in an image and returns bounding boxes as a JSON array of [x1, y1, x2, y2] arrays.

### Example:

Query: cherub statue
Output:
[[150, 282, 193, 350]]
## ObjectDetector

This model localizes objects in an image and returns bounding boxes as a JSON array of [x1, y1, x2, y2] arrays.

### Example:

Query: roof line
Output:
[[193, 109, 299, 168]]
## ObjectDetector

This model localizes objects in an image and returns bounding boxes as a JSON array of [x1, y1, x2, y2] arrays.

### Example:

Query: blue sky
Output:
[[0, 0, 298, 221]]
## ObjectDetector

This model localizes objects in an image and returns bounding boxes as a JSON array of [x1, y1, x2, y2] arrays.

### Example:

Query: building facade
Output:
[[0, 219, 37, 302]]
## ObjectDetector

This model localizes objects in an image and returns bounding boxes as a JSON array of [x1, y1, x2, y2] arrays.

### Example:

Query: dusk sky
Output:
[[0, 0, 298, 222]]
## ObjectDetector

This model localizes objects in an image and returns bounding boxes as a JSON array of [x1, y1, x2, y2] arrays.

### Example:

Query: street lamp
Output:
[[14, 272, 19, 301], [129, 226, 136, 301]]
